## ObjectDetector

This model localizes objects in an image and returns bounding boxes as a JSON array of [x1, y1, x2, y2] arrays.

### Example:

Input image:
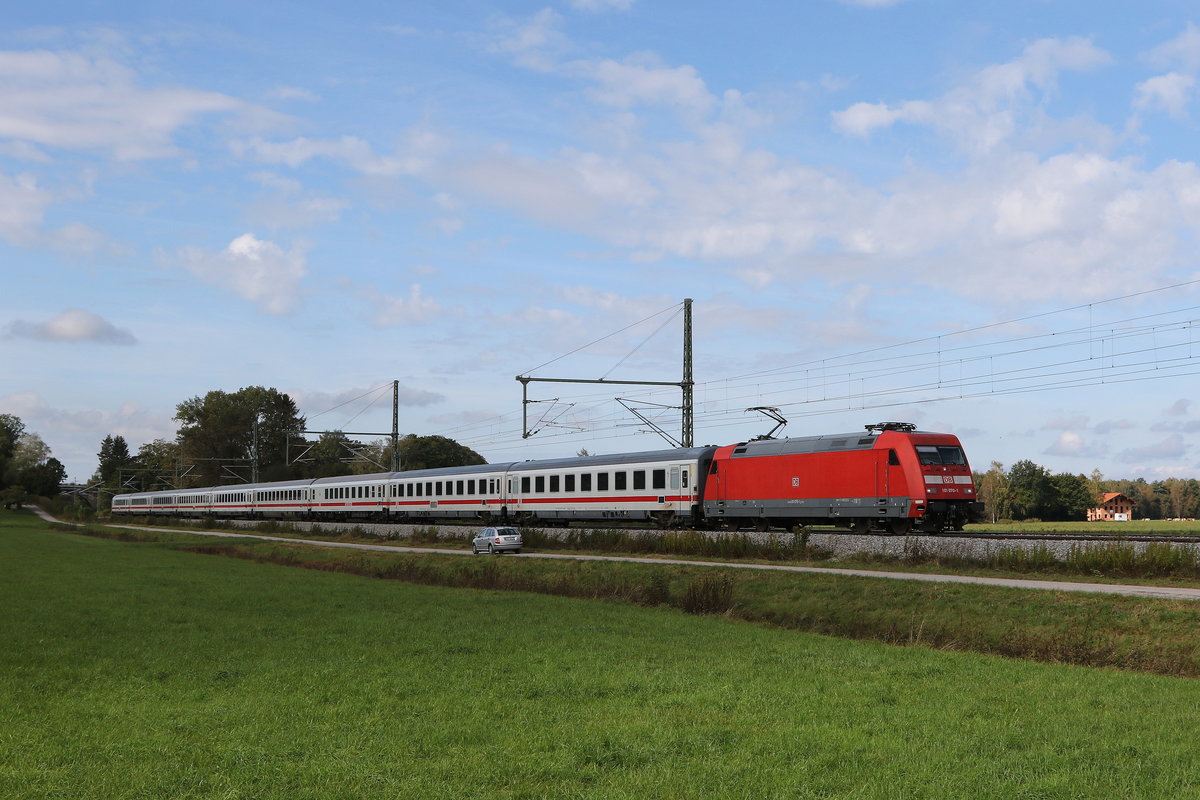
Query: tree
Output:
[[1008, 459, 1053, 520], [348, 439, 395, 475], [295, 431, 370, 478], [175, 387, 305, 485], [977, 461, 1012, 522], [1, 485, 29, 510], [397, 435, 486, 471], [17, 457, 66, 497], [1163, 478, 1200, 519], [6, 433, 51, 478], [1048, 473, 1094, 521], [1121, 478, 1158, 519], [0, 413, 25, 488], [1, 432, 65, 498], [95, 435, 133, 485], [1086, 468, 1105, 506], [130, 439, 182, 492]]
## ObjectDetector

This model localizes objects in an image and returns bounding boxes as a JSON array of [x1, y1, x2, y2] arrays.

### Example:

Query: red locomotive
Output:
[[703, 422, 982, 534]]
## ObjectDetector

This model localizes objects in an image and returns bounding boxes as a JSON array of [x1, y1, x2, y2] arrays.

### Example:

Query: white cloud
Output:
[[233, 127, 442, 177], [243, 172, 349, 229], [0, 170, 52, 244], [1119, 434, 1188, 462], [1044, 431, 1098, 457], [0, 48, 255, 160], [1094, 418, 1135, 434], [488, 8, 570, 71], [1144, 22, 1200, 73], [489, 10, 716, 117], [568, 0, 635, 10], [0, 140, 51, 162], [6, 308, 136, 344], [1151, 419, 1200, 434], [269, 86, 320, 102], [831, 36, 1111, 153], [447, 132, 1200, 302], [1043, 415, 1090, 431], [49, 222, 126, 256], [1164, 398, 1192, 416], [369, 283, 444, 326], [1134, 72, 1194, 117], [831, 100, 921, 137], [456, 30, 1195, 304], [179, 233, 308, 314], [573, 56, 715, 113]]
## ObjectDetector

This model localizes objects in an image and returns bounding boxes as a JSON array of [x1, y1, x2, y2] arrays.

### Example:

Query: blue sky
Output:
[[3, 0, 1200, 483]]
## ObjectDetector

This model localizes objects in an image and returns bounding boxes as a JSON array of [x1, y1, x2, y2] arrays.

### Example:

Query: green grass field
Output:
[[969, 519, 1200, 535], [5, 510, 1200, 798]]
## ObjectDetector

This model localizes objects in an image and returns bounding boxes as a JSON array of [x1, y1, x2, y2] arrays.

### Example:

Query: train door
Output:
[[707, 458, 725, 519]]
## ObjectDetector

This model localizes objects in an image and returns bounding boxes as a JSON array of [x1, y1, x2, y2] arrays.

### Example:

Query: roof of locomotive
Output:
[[725, 428, 952, 458]]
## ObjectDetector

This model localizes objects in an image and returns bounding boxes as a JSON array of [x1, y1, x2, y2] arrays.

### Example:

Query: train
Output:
[[111, 422, 984, 534]]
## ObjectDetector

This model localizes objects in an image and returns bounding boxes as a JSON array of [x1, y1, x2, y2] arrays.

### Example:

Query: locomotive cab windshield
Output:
[[914, 445, 966, 466]]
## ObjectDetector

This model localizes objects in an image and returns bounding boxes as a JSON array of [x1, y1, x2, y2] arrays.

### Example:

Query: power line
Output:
[[449, 286, 1200, 455], [518, 300, 684, 377]]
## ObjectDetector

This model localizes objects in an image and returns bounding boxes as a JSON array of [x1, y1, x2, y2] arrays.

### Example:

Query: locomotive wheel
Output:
[[851, 519, 872, 534], [755, 518, 769, 532], [887, 518, 913, 535]]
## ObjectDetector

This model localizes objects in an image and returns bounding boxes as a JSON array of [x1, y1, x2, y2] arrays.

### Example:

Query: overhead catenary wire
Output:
[[452, 288, 1200, 454], [518, 300, 686, 378], [302, 282, 1200, 459]]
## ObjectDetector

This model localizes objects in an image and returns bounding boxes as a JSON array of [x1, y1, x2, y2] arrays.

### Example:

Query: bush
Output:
[[681, 573, 734, 615]]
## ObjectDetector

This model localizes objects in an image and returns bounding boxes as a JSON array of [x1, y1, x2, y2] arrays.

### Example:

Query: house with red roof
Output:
[[1087, 492, 1134, 521]]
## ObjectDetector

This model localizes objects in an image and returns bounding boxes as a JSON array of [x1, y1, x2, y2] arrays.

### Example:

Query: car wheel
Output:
[[487, 543, 494, 555], [471, 544, 478, 554]]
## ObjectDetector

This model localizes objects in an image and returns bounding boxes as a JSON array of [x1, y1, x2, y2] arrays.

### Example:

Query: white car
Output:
[[472, 526, 524, 555]]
